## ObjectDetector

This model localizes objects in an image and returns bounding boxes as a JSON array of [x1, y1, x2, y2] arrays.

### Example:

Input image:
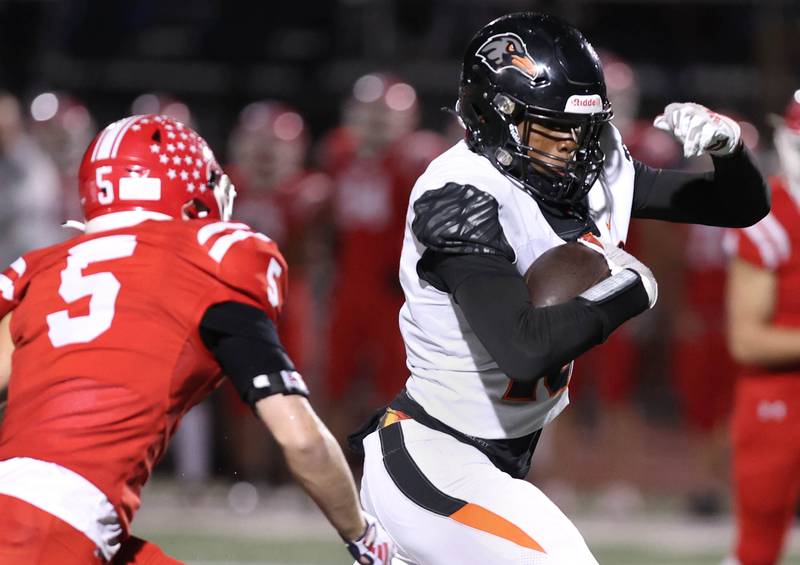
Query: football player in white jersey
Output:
[[350, 11, 770, 565]]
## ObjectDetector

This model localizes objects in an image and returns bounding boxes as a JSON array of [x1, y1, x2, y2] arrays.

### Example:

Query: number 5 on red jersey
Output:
[[0, 220, 289, 347], [0, 257, 27, 320], [196, 221, 289, 320]]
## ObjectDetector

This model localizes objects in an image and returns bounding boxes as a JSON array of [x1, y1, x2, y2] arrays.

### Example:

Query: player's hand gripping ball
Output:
[[525, 241, 611, 306]]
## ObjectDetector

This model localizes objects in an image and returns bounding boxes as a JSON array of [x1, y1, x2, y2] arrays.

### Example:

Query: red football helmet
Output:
[[772, 90, 800, 193], [78, 114, 235, 222]]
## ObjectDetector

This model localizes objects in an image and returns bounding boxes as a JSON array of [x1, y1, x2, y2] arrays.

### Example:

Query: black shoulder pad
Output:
[[412, 182, 516, 262]]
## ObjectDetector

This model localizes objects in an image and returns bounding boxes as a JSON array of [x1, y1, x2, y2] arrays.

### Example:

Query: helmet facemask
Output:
[[491, 93, 610, 206], [180, 171, 236, 221], [211, 170, 236, 221]]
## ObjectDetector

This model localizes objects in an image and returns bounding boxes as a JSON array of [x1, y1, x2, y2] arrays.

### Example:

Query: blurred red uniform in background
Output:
[[28, 91, 97, 222], [318, 74, 447, 415], [725, 93, 800, 565], [229, 101, 331, 372], [225, 102, 332, 480]]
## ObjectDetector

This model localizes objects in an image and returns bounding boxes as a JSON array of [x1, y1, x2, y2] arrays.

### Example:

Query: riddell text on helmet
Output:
[[564, 95, 603, 113]]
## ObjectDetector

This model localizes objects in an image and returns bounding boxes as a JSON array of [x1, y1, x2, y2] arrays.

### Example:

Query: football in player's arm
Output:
[[0, 114, 394, 565], [352, 12, 769, 565], [408, 43, 766, 412]]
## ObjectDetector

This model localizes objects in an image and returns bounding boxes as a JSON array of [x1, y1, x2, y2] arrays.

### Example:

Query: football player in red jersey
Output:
[[229, 100, 332, 371], [724, 92, 800, 565], [0, 114, 394, 565], [318, 74, 447, 440], [28, 91, 97, 222]]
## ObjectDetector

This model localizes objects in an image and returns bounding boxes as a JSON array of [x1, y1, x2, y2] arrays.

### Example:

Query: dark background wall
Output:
[[0, 0, 797, 156]]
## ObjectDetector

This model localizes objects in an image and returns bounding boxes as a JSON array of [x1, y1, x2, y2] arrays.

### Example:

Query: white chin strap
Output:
[[62, 220, 87, 232], [213, 174, 237, 221]]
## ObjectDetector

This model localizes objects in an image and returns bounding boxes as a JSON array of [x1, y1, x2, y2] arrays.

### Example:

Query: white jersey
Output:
[[398, 124, 636, 439]]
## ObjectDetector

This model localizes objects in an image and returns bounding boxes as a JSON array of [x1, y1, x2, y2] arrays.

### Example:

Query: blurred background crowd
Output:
[[0, 0, 799, 526]]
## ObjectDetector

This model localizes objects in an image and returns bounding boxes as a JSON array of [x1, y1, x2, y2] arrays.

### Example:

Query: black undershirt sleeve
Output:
[[631, 144, 769, 227], [199, 301, 309, 407], [417, 251, 649, 383]]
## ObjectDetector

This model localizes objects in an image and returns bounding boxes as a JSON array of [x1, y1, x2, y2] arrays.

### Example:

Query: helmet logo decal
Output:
[[564, 94, 603, 114], [119, 176, 162, 201], [476, 33, 539, 80]]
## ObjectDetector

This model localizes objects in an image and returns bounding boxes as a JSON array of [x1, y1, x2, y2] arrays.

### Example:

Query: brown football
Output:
[[525, 242, 611, 307]]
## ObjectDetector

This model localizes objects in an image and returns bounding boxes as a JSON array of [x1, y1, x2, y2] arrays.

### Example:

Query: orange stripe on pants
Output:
[[450, 502, 546, 553]]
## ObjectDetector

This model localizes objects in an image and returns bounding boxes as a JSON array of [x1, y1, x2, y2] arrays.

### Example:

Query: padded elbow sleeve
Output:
[[200, 301, 309, 406]]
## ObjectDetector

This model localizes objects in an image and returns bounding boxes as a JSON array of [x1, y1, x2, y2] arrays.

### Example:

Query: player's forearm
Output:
[[253, 394, 366, 541], [420, 252, 647, 383], [729, 323, 800, 367], [631, 145, 770, 227], [280, 425, 366, 541]]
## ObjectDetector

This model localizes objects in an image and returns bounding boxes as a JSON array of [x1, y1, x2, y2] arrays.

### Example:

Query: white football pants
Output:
[[358, 419, 598, 565]]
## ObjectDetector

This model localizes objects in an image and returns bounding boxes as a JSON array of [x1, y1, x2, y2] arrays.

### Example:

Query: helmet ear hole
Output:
[[181, 198, 210, 220]]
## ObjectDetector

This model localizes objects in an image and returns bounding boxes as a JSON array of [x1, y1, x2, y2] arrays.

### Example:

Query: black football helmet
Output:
[[458, 12, 612, 208]]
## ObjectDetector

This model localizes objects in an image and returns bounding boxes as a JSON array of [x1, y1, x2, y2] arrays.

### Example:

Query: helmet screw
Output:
[[494, 95, 515, 115], [495, 148, 513, 166]]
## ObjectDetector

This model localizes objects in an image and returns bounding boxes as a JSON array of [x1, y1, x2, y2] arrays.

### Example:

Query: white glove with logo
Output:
[[602, 244, 658, 308], [653, 102, 741, 158], [345, 512, 396, 565]]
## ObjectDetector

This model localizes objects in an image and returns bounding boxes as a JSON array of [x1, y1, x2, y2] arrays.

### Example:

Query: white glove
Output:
[[602, 245, 658, 308], [653, 102, 741, 158], [345, 512, 396, 565]]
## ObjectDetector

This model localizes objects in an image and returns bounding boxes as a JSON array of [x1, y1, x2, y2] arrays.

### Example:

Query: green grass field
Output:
[[134, 481, 800, 565], [139, 533, 800, 565]]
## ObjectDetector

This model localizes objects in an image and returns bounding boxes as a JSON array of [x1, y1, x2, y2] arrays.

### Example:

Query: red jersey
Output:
[[325, 128, 447, 291], [0, 218, 287, 533], [622, 119, 682, 169], [232, 169, 332, 271], [728, 177, 800, 376]]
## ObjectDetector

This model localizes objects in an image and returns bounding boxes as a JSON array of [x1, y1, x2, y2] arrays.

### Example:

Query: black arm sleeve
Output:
[[417, 251, 649, 383], [199, 301, 309, 407], [631, 144, 769, 227]]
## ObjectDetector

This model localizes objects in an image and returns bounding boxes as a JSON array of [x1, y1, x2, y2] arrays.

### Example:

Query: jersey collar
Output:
[[84, 211, 173, 234]]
